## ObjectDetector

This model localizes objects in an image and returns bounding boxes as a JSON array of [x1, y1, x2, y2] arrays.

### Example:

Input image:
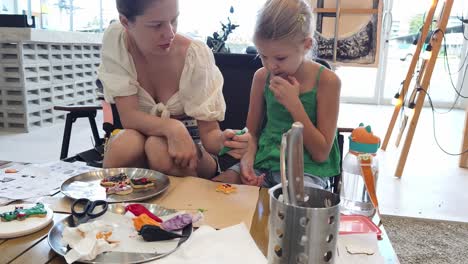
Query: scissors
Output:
[[70, 198, 108, 227]]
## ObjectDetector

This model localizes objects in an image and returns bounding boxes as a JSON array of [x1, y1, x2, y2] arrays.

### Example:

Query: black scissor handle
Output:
[[71, 198, 91, 217], [87, 200, 108, 218]]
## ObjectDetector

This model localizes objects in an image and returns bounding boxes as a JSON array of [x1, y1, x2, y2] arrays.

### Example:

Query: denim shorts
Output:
[[227, 163, 330, 189]]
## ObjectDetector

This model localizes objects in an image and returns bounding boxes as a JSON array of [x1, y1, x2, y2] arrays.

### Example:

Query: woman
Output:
[[98, 0, 254, 181]]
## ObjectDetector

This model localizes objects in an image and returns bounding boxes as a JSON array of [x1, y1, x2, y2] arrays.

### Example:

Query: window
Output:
[[178, 0, 266, 53], [5, 0, 267, 51], [382, 0, 468, 107], [0, 0, 16, 14]]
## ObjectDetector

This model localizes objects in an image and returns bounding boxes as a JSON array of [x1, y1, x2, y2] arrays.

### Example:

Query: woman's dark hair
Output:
[[116, 0, 157, 22]]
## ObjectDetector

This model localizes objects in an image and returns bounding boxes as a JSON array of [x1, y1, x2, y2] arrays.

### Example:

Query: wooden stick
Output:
[[395, 115, 408, 148], [381, 0, 440, 151], [314, 8, 378, 15], [396, 0, 454, 177], [374, 0, 384, 66], [460, 109, 468, 168], [332, 0, 341, 62], [382, 105, 401, 150]]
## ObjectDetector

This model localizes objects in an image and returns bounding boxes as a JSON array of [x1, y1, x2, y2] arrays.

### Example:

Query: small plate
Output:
[[60, 168, 170, 203], [48, 203, 192, 263], [0, 203, 54, 239]]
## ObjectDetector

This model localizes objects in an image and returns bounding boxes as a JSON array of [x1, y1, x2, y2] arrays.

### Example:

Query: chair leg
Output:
[[60, 114, 74, 160], [88, 115, 102, 147], [334, 174, 342, 195]]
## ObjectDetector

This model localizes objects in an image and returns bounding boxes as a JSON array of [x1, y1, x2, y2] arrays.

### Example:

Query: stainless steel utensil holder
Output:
[[268, 184, 341, 264]]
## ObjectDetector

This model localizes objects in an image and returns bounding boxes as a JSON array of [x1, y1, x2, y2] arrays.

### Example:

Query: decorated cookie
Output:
[[216, 184, 237, 194], [0, 202, 47, 222], [100, 173, 130, 187], [105, 184, 133, 195], [130, 177, 155, 189]]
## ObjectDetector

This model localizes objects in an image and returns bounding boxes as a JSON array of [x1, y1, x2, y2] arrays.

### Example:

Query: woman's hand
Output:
[[165, 119, 198, 170], [222, 129, 250, 159], [269, 75, 301, 111], [240, 156, 264, 186]]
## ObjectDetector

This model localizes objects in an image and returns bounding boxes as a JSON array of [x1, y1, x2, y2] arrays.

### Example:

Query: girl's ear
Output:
[[304, 37, 313, 51], [119, 14, 130, 30]]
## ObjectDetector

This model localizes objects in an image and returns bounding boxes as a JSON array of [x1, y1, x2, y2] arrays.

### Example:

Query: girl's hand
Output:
[[165, 119, 198, 170], [240, 156, 265, 186], [269, 75, 301, 111], [222, 129, 251, 159]]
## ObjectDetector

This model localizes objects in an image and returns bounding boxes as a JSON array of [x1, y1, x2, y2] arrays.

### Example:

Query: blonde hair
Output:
[[254, 0, 315, 42]]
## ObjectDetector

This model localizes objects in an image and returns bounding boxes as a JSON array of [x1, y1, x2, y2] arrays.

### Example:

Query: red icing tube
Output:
[[125, 204, 163, 223]]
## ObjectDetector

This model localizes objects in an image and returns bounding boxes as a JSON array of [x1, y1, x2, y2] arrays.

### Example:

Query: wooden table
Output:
[[0, 161, 399, 263]]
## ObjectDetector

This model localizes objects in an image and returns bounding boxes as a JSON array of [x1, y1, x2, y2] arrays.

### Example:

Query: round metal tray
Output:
[[48, 203, 192, 263], [60, 168, 170, 203]]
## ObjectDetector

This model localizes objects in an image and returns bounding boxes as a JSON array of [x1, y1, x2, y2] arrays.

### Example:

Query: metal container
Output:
[[268, 185, 341, 264], [48, 203, 192, 263], [60, 168, 170, 203]]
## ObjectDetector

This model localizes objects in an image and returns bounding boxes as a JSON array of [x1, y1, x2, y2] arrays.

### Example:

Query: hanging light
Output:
[[392, 92, 402, 106], [421, 43, 433, 60], [405, 106, 415, 119], [392, 81, 405, 106], [404, 88, 420, 118]]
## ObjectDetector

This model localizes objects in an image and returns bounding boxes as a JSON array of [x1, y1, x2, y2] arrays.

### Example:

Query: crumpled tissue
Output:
[[62, 220, 117, 263]]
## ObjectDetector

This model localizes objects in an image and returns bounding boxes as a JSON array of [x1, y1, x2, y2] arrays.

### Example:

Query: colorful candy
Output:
[[132, 213, 161, 231], [139, 225, 186, 242], [125, 204, 162, 223], [162, 214, 195, 231]]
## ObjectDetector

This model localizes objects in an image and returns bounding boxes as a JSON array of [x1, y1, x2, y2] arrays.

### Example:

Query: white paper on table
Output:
[[0, 161, 96, 200], [0, 197, 13, 206], [152, 223, 267, 264], [62, 221, 117, 263], [336, 233, 385, 264], [93, 212, 181, 254]]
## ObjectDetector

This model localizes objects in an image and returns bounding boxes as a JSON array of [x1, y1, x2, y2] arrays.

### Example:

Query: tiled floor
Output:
[[0, 103, 467, 222]]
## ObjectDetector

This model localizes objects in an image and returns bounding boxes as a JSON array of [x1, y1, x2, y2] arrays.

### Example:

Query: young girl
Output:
[[219, 0, 341, 188]]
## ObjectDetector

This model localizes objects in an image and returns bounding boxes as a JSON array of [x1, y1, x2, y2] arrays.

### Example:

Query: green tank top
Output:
[[254, 66, 341, 178]]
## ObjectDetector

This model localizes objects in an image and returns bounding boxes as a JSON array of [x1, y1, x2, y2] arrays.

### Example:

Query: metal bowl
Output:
[[60, 168, 170, 203], [48, 203, 192, 263]]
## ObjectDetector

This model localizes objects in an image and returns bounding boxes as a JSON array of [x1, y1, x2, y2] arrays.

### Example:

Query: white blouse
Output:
[[97, 23, 226, 121]]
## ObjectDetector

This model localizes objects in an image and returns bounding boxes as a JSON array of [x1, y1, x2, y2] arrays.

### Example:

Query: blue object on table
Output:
[[218, 128, 248, 156], [70, 198, 108, 227]]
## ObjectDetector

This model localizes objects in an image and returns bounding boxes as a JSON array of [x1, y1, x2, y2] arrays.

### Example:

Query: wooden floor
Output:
[[0, 103, 467, 222]]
